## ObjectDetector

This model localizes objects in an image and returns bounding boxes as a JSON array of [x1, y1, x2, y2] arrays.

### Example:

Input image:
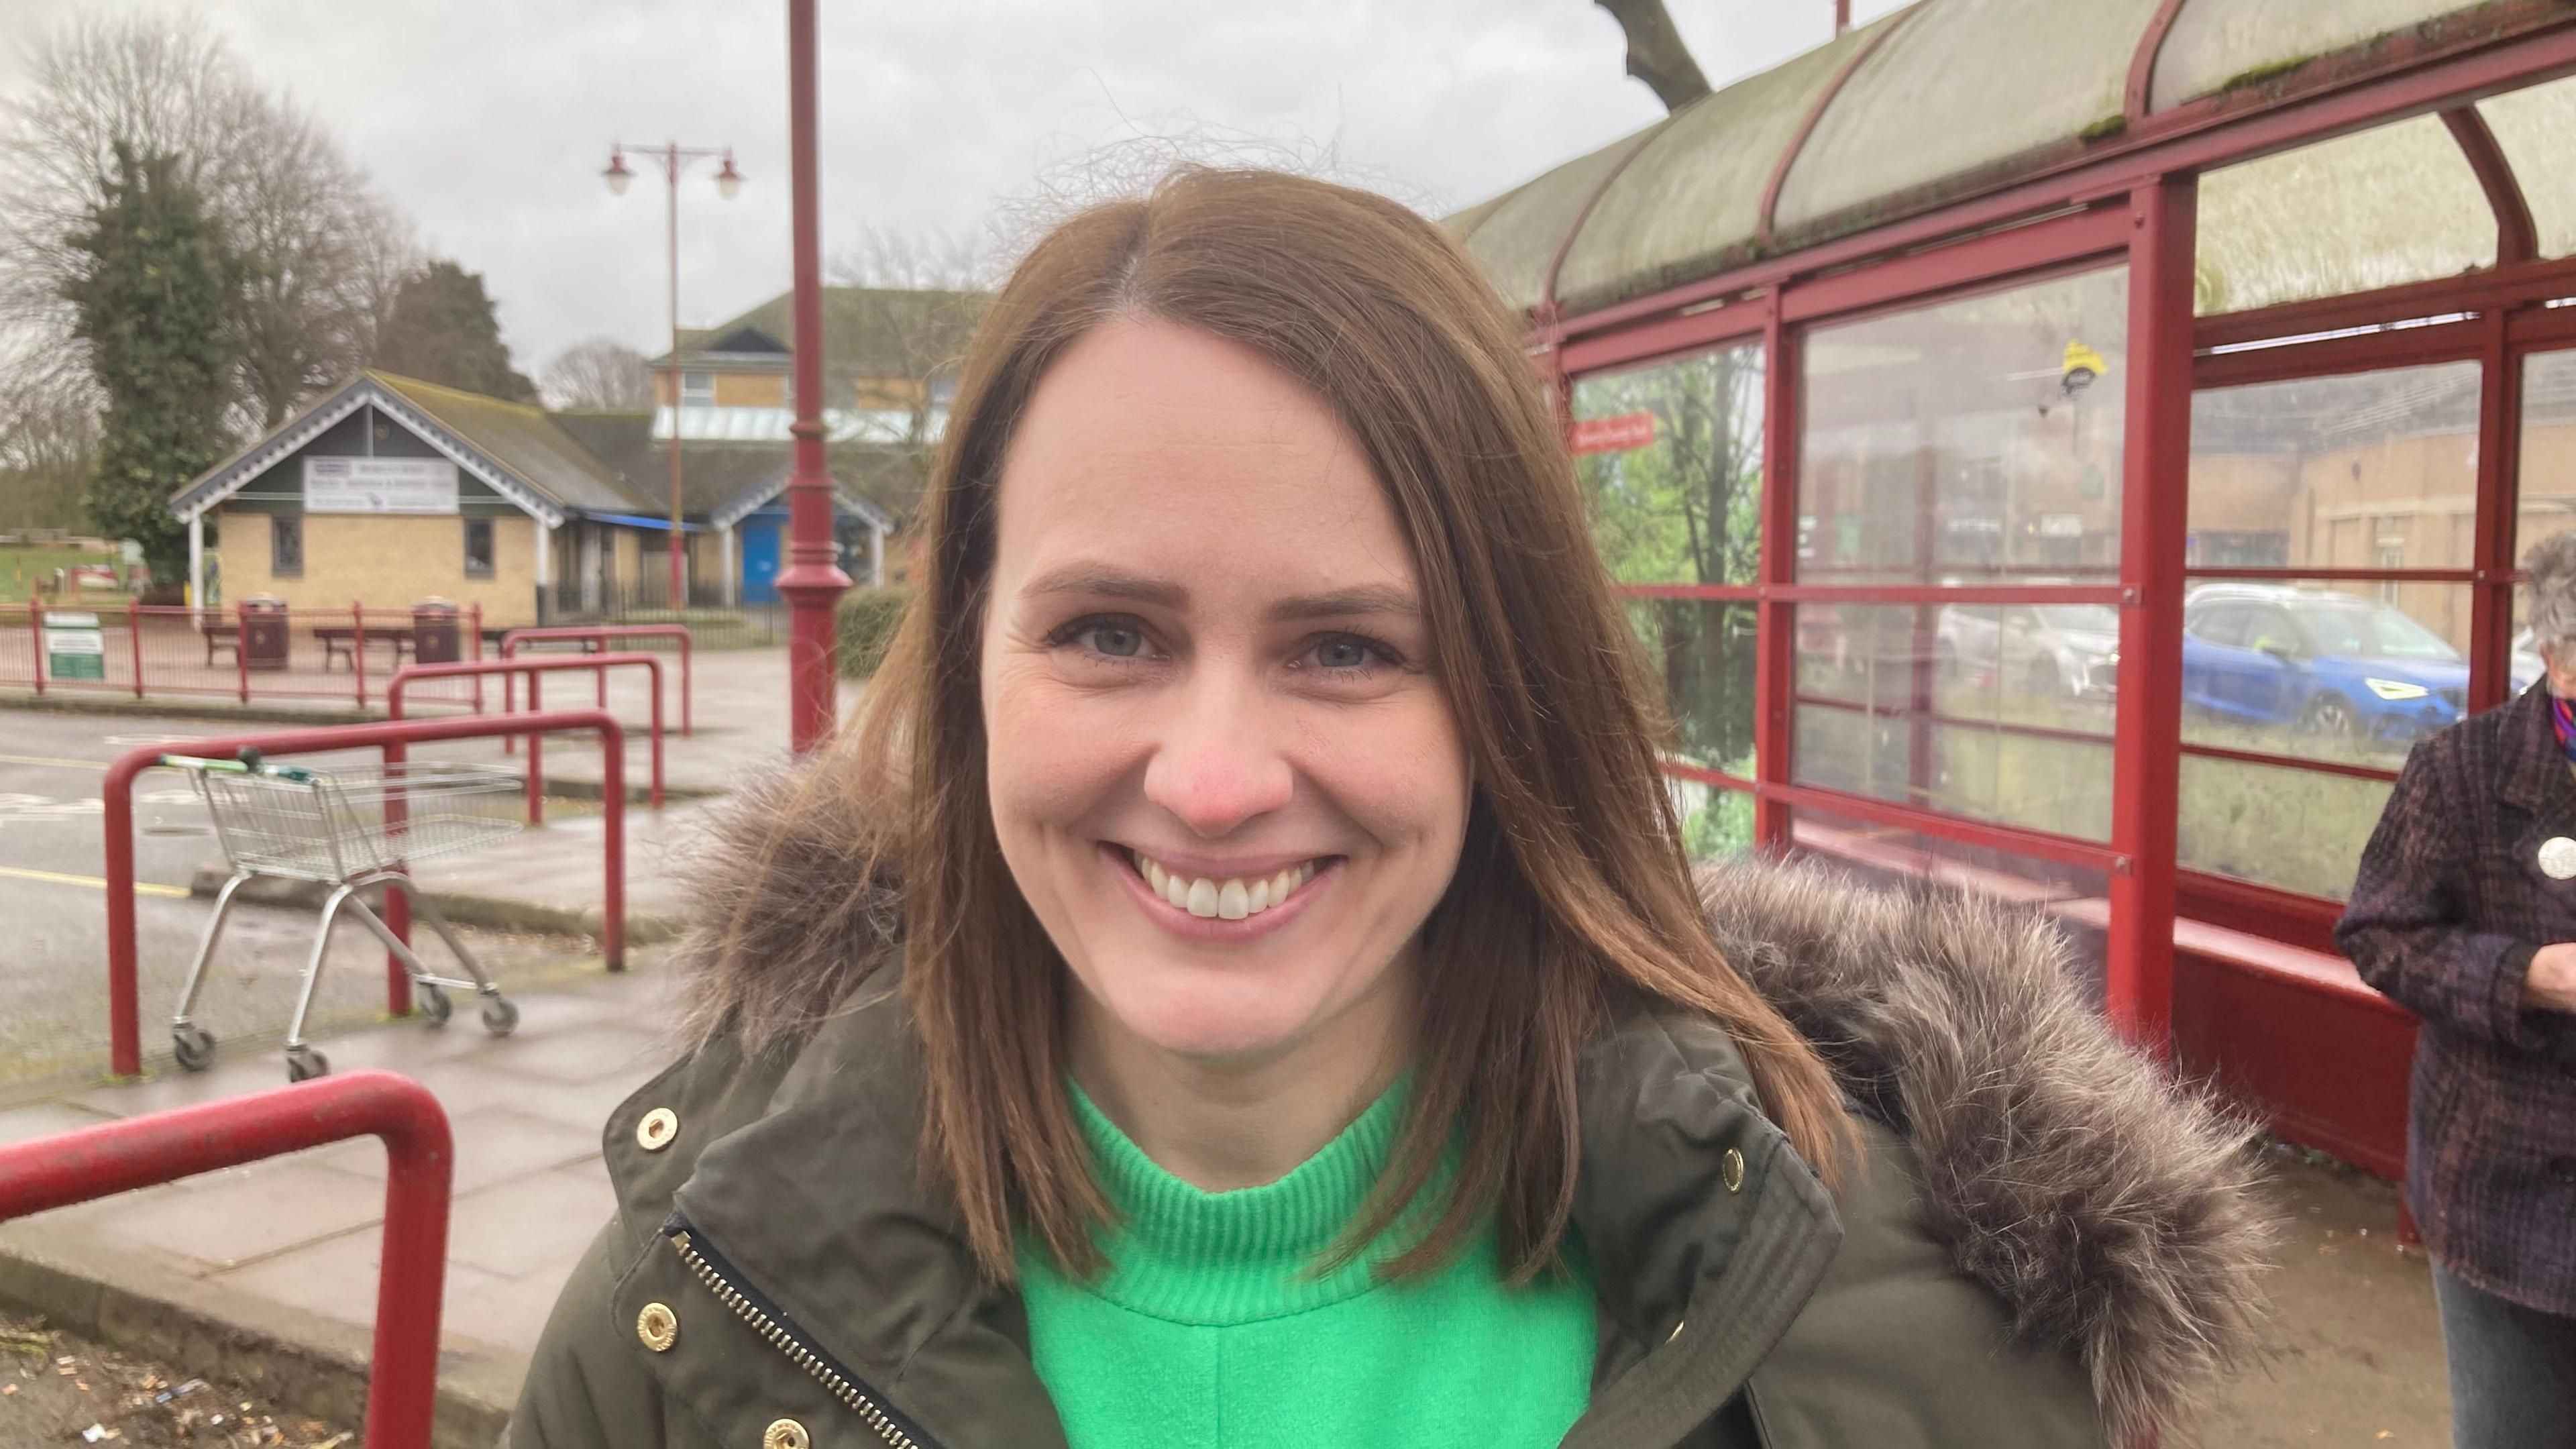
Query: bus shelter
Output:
[[1454, 0, 2576, 1180]]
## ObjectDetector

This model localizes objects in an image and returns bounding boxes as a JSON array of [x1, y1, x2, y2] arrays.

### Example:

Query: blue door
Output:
[[741, 520, 782, 603]]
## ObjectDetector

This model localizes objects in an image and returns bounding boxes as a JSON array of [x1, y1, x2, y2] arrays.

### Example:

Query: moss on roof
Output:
[[368, 371, 655, 516]]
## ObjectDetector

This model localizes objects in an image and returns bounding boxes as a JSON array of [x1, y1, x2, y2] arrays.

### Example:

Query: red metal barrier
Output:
[[390, 655, 666, 820], [101, 710, 627, 1077], [0, 1071, 452, 1449], [498, 625, 692, 750], [0, 603, 492, 709]]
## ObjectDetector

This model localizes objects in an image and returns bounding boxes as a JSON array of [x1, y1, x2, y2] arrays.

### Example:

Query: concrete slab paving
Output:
[[0, 953, 682, 1447]]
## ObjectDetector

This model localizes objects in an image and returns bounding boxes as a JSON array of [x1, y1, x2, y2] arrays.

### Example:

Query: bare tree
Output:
[[543, 337, 654, 411], [824, 225, 991, 518], [0, 12, 414, 428], [1593, 0, 1712, 113], [0, 339, 98, 531]]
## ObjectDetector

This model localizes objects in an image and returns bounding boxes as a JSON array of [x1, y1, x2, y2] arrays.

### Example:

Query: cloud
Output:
[[0, 0, 1913, 376]]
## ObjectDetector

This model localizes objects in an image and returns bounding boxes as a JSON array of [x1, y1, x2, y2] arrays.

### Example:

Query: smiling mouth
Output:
[[1126, 848, 1329, 920]]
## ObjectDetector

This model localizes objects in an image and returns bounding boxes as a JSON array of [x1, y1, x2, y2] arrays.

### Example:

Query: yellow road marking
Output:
[[0, 753, 109, 770], [0, 865, 191, 898]]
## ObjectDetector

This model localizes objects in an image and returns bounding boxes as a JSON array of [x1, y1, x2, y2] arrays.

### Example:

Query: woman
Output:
[[511, 169, 2266, 1449], [2339, 535, 2576, 1449]]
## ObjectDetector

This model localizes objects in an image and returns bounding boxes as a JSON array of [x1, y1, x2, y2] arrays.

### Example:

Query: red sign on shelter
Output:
[[1570, 411, 1656, 455]]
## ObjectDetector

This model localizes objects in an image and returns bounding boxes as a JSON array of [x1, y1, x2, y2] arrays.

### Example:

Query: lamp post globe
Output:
[[603, 150, 632, 196], [715, 156, 743, 201]]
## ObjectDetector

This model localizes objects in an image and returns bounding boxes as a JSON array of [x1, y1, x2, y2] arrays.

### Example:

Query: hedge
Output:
[[836, 585, 913, 678]]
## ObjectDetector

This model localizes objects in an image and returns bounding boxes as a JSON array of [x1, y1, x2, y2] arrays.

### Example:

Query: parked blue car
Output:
[[2181, 584, 2489, 748]]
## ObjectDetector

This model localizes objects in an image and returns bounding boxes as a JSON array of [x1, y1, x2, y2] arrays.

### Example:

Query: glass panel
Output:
[[1786, 803, 2110, 1001], [1572, 344, 1764, 586], [1800, 267, 2129, 584], [1667, 775, 1755, 861], [1794, 602, 2114, 842], [2480, 75, 2576, 260], [2188, 364, 2482, 574], [1771, 0, 2160, 234], [2195, 115, 2496, 316], [2180, 580, 2485, 764], [2516, 349, 2576, 566], [1631, 598, 1757, 775], [2150, 0, 2473, 112], [2179, 753, 2392, 902]]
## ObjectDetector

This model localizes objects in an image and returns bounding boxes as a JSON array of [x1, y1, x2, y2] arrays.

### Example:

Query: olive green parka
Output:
[[508, 828, 2271, 1449]]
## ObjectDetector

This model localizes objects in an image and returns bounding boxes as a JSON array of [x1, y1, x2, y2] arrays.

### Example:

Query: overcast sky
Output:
[[0, 0, 1914, 378]]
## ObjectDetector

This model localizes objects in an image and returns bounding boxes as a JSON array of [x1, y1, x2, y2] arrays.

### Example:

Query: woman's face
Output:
[[980, 319, 1470, 1075]]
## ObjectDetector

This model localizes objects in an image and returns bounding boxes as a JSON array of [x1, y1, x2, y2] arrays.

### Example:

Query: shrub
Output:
[[836, 585, 913, 678]]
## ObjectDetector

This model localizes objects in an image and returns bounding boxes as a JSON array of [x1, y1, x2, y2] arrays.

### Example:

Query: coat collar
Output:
[[2496, 680, 2576, 816]]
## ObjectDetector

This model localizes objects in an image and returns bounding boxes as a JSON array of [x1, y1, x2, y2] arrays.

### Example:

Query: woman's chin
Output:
[[1099, 979, 1322, 1067]]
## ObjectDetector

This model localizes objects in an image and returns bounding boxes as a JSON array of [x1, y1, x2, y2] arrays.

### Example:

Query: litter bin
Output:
[[412, 598, 462, 664], [240, 595, 289, 672]]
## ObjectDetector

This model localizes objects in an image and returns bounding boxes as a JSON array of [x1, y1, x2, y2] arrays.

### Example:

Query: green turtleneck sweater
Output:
[[1014, 1081, 1597, 1449]]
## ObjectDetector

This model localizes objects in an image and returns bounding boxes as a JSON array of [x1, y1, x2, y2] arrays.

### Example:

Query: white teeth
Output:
[[1130, 851, 1324, 920]]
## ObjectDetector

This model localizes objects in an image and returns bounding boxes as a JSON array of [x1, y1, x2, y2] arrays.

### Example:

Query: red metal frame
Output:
[[395, 655, 667, 819], [498, 624, 692, 739], [0, 1072, 452, 1449], [2441, 105, 2540, 266], [2105, 176, 2196, 1051], [100, 710, 627, 1077], [2123, 0, 2191, 123]]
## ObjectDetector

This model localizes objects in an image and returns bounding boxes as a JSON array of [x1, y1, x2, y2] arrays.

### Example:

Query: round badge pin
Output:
[[2541, 837, 2576, 881]]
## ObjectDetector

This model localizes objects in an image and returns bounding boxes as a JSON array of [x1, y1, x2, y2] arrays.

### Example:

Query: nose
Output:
[[1141, 667, 1295, 837]]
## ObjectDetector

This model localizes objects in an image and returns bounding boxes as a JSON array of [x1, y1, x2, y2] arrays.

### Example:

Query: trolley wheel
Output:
[[416, 984, 453, 1026], [480, 996, 520, 1037], [171, 1024, 217, 1073], [284, 1045, 329, 1083]]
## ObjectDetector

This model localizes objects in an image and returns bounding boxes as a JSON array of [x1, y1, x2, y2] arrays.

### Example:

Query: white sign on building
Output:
[[303, 456, 461, 515]]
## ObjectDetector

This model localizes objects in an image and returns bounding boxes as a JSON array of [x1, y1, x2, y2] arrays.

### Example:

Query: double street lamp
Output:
[[604, 141, 743, 605]]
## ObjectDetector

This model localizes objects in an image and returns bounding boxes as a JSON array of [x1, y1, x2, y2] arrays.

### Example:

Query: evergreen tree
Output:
[[372, 259, 536, 400], [63, 143, 245, 594]]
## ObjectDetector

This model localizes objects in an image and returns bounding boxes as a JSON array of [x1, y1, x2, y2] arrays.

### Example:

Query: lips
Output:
[[1128, 848, 1324, 920]]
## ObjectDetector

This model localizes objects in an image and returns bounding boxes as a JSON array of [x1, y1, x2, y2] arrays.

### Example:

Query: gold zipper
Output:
[[669, 1229, 928, 1449]]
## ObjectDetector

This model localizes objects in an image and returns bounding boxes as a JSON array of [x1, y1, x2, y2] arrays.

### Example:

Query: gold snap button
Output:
[[1721, 1147, 1746, 1193], [635, 1301, 678, 1352], [763, 1418, 810, 1449], [636, 1107, 680, 1152], [1666, 1318, 1687, 1343]]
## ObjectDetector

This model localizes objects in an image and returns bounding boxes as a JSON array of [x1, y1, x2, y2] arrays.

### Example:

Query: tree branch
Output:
[[1593, 0, 1712, 113]]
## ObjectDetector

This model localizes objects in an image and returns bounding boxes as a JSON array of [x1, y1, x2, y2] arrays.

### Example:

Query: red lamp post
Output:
[[778, 0, 852, 751], [604, 140, 743, 606]]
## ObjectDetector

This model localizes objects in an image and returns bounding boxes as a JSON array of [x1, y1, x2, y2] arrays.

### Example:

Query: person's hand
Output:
[[2530, 943, 2576, 1014]]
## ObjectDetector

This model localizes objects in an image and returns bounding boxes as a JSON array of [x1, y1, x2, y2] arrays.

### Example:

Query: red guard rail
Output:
[[102, 710, 626, 1077], [391, 654, 666, 820], [497, 625, 692, 747], [0, 1071, 453, 1449], [5, 602, 484, 709]]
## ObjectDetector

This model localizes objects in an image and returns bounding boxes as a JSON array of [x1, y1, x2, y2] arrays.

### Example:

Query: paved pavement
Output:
[[0, 959, 681, 1447], [0, 647, 847, 1095]]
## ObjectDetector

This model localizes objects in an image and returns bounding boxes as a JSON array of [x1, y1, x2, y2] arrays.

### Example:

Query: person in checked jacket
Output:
[[2339, 532, 2576, 1449]]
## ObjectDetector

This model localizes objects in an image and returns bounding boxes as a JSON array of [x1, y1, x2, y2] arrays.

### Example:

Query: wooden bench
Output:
[[311, 625, 417, 672], [203, 623, 239, 665]]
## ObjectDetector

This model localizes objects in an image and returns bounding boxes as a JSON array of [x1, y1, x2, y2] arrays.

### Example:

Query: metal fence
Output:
[[547, 578, 785, 646], [0, 602, 493, 710]]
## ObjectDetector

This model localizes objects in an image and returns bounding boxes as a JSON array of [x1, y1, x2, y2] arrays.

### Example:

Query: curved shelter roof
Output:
[[1452, 0, 2576, 321]]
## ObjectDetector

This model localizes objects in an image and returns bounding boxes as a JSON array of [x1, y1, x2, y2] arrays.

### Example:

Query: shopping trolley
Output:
[[160, 749, 524, 1081]]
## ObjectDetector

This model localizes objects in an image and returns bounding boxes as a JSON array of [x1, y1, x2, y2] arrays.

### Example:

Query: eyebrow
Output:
[[1020, 564, 1421, 623]]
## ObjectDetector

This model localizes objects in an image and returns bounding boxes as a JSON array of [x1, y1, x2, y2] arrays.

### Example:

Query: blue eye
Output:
[[1316, 637, 1371, 670], [1085, 623, 1144, 658]]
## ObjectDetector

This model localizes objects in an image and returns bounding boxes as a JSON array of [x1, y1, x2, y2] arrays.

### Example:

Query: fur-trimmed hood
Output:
[[663, 775, 2271, 1445]]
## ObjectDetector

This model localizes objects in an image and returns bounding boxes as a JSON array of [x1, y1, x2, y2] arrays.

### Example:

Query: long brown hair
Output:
[[792, 168, 1849, 1283]]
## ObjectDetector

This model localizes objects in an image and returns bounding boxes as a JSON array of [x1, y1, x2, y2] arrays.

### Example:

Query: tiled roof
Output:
[[653, 286, 985, 375], [369, 372, 657, 516]]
